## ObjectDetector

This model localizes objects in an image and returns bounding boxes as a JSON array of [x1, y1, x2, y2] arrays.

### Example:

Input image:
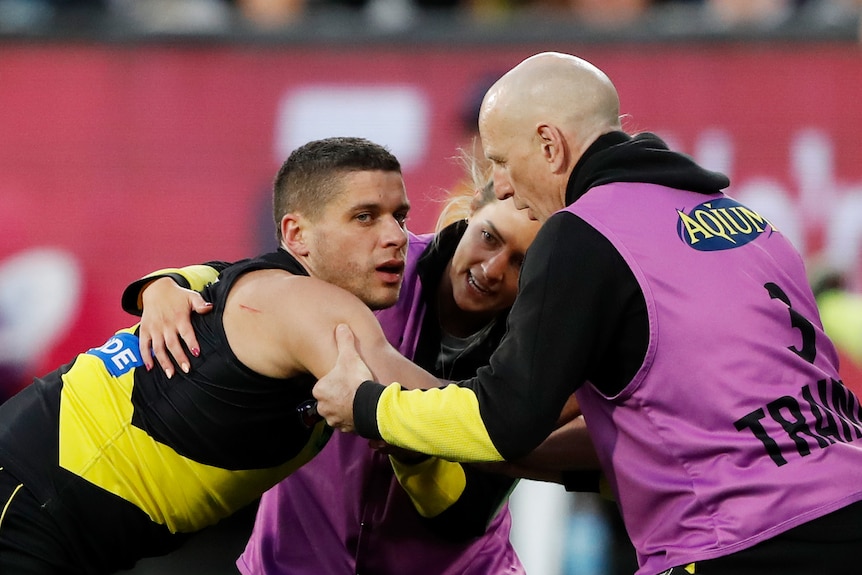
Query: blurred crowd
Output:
[[1, 0, 861, 34]]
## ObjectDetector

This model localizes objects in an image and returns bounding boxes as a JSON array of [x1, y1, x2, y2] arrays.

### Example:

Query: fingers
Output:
[[311, 323, 367, 433], [139, 332, 154, 372], [139, 280, 208, 378], [176, 322, 200, 369], [191, 293, 213, 315], [140, 320, 191, 378], [152, 333, 179, 379], [170, 291, 209, 369], [334, 322, 356, 351], [163, 330, 191, 376], [140, 327, 179, 379], [312, 384, 354, 433], [334, 323, 373, 382]]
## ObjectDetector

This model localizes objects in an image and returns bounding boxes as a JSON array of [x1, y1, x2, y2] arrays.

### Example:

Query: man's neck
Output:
[[278, 245, 313, 277]]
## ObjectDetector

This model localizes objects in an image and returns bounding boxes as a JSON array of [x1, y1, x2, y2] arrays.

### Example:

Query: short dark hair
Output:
[[272, 137, 402, 242]]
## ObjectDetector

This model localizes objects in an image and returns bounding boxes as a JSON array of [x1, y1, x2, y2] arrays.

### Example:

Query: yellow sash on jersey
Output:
[[58, 329, 328, 533]]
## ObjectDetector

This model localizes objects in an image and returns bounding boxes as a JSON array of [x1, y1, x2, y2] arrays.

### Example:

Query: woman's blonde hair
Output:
[[435, 149, 495, 234]]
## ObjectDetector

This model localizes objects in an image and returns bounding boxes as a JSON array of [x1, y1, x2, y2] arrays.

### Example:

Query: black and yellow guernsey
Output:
[[0, 249, 331, 574], [126, 227, 520, 545]]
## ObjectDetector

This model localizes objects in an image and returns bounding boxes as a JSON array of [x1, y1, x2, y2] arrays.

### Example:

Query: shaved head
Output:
[[478, 52, 621, 222], [483, 52, 621, 153]]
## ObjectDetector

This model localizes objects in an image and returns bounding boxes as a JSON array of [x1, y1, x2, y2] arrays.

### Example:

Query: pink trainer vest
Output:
[[570, 183, 862, 575], [237, 232, 523, 575]]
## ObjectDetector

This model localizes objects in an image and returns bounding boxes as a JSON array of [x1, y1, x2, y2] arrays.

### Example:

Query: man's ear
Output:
[[538, 124, 568, 175], [282, 213, 310, 256]]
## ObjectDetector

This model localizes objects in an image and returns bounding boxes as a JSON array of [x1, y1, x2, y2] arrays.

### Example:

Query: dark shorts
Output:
[[676, 500, 862, 575], [0, 467, 82, 575], [0, 460, 190, 575]]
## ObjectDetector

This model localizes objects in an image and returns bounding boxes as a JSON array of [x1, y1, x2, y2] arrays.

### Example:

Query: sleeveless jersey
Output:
[[0, 250, 331, 573]]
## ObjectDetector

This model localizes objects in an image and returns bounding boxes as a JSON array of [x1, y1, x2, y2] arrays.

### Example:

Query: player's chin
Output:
[[367, 285, 402, 311]]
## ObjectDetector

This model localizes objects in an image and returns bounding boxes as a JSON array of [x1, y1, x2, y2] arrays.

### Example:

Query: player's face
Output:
[[304, 170, 409, 310], [448, 197, 539, 318]]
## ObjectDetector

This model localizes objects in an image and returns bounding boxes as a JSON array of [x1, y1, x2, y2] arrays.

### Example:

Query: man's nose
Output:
[[382, 216, 408, 247], [492, 171, 514, 200]]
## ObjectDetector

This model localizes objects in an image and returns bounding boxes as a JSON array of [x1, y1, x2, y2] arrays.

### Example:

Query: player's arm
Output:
[[121, 262, 228, 315], [316, 212, 629, 462], [121, 262, 228, 375], [389, 453, 519, 540], [315, 322, 508, 461], [222, 269, 517, 538], [383, 390, 584, 539], [474, 414, 604, 489], [505, 417, 612, 499], [221, 270, 441, 390], [359, 435, 514, 540]]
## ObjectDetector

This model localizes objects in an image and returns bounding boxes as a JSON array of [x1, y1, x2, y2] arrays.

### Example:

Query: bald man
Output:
[[314, 52, 862, 575]]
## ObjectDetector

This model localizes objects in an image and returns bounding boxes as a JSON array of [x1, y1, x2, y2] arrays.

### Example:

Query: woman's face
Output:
[[448, 197, 541, 316]]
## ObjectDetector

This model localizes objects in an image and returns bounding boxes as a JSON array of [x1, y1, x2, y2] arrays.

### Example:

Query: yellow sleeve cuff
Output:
[[134, 265, 220, 310], [390, 456, 466, 518], [377, 383, 503, 463], [146, 265, 219, 292]]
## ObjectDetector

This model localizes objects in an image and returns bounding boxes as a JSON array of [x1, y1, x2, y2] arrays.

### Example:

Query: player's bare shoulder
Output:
[[222, 269, 371, 380], [222, 269, 319, 379]]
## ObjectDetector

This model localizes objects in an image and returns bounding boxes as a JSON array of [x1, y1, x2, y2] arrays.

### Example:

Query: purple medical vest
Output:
[[569, 183, 862, 574], [237, 232, 523, 575]]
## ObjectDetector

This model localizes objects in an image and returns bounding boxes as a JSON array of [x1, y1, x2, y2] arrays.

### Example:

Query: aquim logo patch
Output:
[[676, 198, 775, 251]]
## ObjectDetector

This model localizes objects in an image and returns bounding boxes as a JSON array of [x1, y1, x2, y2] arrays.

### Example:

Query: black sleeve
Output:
[[474, 211, 642, 459], [562, 469, 603, 492], [354, 212, 646, 462]]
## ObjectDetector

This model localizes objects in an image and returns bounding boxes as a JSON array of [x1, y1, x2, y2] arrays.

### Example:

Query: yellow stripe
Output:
[[378, 383, 503, 462], [163, 265, 221, 292], [0, 481, 23, 530], [58, 340, 327, 533], [140, 266, 220, 292]]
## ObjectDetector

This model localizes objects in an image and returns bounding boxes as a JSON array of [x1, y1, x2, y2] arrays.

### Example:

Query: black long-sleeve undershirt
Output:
[[356, 130, 729, 461], [474, 210, 649, 459]]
